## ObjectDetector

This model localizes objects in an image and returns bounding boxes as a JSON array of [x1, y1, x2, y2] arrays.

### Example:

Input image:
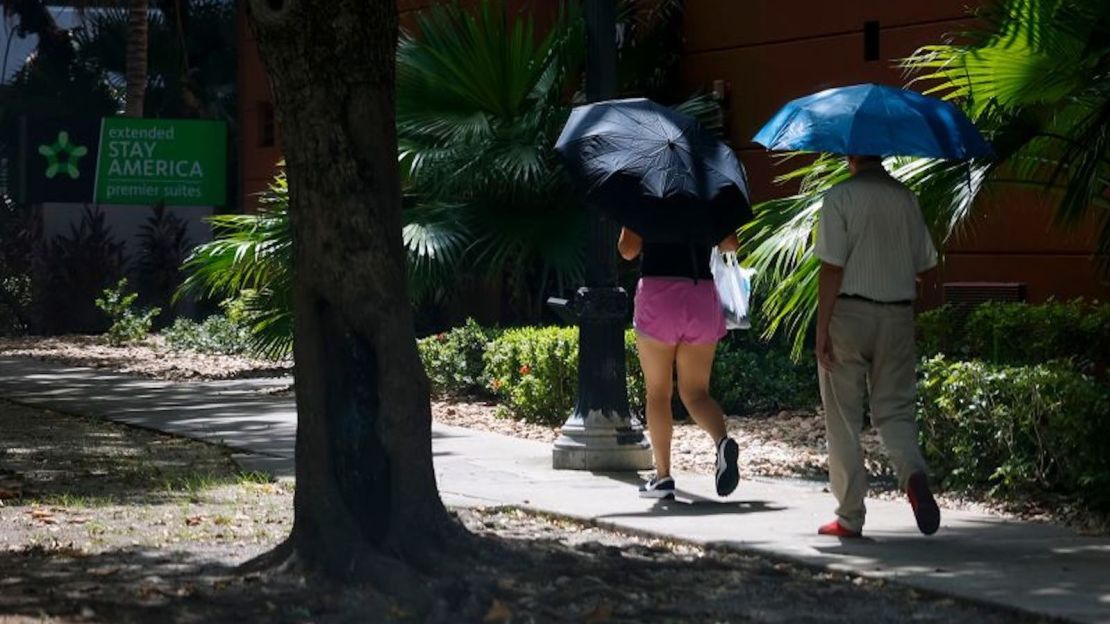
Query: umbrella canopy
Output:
[[752, 83, 993, 159], [556, 98, 752, 244]]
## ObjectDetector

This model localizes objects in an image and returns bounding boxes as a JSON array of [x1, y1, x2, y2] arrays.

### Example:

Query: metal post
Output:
[[552, 0, 652, 471]]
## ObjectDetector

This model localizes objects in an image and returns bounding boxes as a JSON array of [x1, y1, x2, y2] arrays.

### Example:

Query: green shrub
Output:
[[483, 326, 580, 426], [95, 279, 159, 346], [417, 319, 496, 397], [712, 341, 819, 415], [624, 330, 645, 415], [966, 300, 1108, 369], [918, 300, 1110, 370], [0, 275, 31, 336], [162, 315, 252, 356], [918, 356, 1110, 509], [478, 325, 815, 425], [916, 304, 963, 358]]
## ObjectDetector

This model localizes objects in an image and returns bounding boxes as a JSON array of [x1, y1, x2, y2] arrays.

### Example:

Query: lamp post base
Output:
[[552, 409, 653, 471]]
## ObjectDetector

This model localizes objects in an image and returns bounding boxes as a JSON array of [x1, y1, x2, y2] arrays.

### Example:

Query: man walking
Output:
[[813, 155, 941, 538]]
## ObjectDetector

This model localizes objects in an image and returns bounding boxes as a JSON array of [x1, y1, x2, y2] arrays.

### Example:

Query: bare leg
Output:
[[637, 334, 677, 477], [675, 342, 727, 444]]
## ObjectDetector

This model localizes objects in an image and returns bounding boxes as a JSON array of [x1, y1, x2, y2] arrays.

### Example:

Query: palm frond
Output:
[[741, 156, 849, 358], [177, 169, 293, 360], [673, 93, 724, 135], [238, 287, 293, 361], [403, 199, 472, 302], [904, 0, 1109, 269]]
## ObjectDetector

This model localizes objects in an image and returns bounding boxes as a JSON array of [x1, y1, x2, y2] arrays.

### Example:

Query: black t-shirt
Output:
[[640, 242, 712, 280]]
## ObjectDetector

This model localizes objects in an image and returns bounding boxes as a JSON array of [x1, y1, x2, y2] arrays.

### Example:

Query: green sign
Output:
[[92, 118, 227, 206]]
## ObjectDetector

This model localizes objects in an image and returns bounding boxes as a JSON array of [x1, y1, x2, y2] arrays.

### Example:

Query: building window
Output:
[[258, 102, 275, 147], [864, 21, 881, 62]]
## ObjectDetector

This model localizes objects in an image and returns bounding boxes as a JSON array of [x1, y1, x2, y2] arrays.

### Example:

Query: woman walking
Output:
[[621, 228, 742, 500]]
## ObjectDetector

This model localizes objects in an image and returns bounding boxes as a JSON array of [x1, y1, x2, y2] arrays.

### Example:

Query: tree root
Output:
[[233, 526, 497, 622]]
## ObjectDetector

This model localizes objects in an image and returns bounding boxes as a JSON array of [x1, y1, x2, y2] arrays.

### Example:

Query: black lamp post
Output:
[[551, 0, 652, 470]]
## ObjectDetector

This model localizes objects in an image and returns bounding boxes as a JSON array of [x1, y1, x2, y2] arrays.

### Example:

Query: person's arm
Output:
[[813, 187, 848, 370], [717, 232, 740, 253], [817, 262, 844, 371], [618, 227, 643, 261]]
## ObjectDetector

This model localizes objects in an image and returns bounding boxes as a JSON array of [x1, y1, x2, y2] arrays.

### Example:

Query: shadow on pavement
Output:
[[596, 497, 783, 520]]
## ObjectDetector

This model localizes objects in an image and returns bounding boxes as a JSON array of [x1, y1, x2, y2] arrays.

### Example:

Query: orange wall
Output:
[[237, 5, 283, 211], [681, 0, 1109, 304]]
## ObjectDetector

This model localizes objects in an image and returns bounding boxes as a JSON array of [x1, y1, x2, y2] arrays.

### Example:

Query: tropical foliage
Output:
[[904, 0, 1109, 260], [178, 171, 293, 360], [95, 278, 160, 346], [398, 0, 710, 312], [181, 0, 714, 357], [744, 0, 1109, 356], [0, 0, 237, 120], [397, 1, 587, 310]]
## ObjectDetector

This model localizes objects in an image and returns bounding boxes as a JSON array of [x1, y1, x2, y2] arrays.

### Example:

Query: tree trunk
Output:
[[124, 0, 148, 117], [243, 0, 461, 584]]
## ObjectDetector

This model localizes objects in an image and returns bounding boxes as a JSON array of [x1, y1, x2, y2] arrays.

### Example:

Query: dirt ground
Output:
[[0, 400, 1051, 623], [0, 335, 290, 381]]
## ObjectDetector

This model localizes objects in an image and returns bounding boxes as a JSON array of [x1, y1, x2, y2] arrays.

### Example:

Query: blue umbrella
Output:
[[556, 98, 752, 244], [752, 83, 993, 159]]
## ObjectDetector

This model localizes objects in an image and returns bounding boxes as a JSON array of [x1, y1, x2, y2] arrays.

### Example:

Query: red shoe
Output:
[[907, 472, 941, 536], [817, 520, 862, 538]]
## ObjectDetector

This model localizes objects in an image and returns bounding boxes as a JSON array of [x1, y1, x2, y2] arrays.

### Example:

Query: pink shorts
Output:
[[633, 277, 726, 346]]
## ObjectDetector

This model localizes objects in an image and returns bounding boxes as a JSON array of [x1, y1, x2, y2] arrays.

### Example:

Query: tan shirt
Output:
[[814, 167, 937, 302]]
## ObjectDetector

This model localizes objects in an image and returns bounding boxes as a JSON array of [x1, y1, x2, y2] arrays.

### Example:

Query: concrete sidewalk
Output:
[[1, 355, 1108, 623]]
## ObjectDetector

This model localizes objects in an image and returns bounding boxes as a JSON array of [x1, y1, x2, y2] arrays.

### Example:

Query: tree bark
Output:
[[124, 0, 148, 117], [243, 0, 460, 584]]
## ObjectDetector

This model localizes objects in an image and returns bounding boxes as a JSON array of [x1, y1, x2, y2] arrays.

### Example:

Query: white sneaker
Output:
[[638, 475, 675, 499]]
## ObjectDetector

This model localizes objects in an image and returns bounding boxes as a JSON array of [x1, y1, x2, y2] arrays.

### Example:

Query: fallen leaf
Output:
[[585, 603, 614, 622], [483, 599, 512, 623], [29, 509, 57, 525]]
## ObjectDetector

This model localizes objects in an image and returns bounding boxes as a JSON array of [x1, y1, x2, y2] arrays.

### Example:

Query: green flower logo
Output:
[[38, 131, 88, 180]]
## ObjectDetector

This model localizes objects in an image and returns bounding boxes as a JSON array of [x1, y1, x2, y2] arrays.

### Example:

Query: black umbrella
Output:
[[555, 98, 752, 244]]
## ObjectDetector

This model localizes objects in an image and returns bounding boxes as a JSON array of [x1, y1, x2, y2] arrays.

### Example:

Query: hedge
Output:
[[918, 300, 1109, 372], [418, 321, 819, 427], [918, 356, 1110, 509]]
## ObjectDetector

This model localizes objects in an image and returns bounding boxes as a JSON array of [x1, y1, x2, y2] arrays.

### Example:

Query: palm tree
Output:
[[396, 1, 587, 312], [743, 0, 1109, 357], [124, 0, 148, 117], [399, 0, 718, 314], [1, 0, 236, 124], [74, 0, 238, 119]]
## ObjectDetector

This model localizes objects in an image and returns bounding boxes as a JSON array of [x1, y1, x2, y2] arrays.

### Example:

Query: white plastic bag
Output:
[[710, 249, 755, 330]]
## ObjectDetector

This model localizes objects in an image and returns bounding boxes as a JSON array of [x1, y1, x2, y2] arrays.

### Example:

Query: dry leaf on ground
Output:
[[483, 599, 512, 622]]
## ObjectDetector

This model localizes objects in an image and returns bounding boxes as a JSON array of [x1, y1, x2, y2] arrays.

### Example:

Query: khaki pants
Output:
[[819, 298, 927, 532]]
